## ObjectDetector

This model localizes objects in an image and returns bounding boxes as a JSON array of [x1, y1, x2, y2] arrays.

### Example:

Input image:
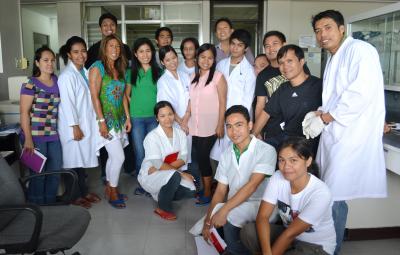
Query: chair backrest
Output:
[[0, 157, 25, 230]]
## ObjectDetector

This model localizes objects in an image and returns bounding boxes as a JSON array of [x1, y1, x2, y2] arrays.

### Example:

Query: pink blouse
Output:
[[189, 70, 223, 137]]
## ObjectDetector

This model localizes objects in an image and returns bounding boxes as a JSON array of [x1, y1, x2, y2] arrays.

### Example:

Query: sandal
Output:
[[84, 193, 101, 203], [195, 195, 211, 206], [109, 198, 126, 209], [72, 198, 92, 209], [154, 208, 176, 221]]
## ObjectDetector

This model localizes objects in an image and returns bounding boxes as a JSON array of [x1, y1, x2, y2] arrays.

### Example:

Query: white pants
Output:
[[104, 138, 125, 187]]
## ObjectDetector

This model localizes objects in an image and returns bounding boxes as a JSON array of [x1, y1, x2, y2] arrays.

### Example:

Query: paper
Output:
[[194, 236, 219, 255], [20, 148, 47, 173]]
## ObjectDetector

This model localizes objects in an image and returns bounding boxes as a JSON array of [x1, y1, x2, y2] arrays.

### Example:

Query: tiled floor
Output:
[[67, 172, 400, 255]]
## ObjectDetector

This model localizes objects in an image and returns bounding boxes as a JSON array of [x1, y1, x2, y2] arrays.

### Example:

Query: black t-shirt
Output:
[[255, 65, 287, 137], [85, 40, 132, 69], [265, 75, 322, 137]]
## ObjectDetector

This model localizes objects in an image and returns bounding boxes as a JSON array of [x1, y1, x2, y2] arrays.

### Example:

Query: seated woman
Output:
[[138, 101, 196, 221], [241, 137, 336, 255]]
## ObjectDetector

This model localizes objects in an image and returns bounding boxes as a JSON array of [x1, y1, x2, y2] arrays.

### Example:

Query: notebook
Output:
[[20, 148, 47, 173]]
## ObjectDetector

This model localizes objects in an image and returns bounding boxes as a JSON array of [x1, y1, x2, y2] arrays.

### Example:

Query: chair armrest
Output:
[[0, 203, 43, 254], [20, 170, 78, 205]]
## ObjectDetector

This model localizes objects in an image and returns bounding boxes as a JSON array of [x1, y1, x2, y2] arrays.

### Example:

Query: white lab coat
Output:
[[157, 69, 190, 119], [316, 37, 386, 201], [157, 69, 192, 164], [138, 125, 195, 201], [210, 56, 256, 161], [57, 62, 99, 168]]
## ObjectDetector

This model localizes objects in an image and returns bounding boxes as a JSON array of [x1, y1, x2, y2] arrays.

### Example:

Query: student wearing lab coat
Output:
[[138, 101, 195, 221], [211, 29, 256, 161], [178, 37, 199, 77], [200, 105, 276, 255], [58, 36, 101, 209], [303, 10, 386, 254], [157, 45, 190, 132]]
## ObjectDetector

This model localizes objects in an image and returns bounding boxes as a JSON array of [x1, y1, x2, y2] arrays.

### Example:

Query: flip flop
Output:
[[84, 193, 101, 203], [154, 208, 176, 221]]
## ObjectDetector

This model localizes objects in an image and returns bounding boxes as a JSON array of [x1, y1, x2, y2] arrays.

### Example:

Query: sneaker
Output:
[[134, 187, 146, 196]]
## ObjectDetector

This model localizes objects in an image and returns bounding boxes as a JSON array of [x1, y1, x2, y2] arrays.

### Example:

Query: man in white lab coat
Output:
[[200, 105, 276, 255], [211, 29, 256, 161], [303, 10, 386, 254]]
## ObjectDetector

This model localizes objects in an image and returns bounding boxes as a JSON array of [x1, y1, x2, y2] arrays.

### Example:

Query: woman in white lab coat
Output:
[[157, 46, 190, 132], [138, 101, 195, 221], [58, 36, 101, 208]]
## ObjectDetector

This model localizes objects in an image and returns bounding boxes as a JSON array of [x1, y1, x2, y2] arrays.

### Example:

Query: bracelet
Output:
[[98, 118, 105, 123], [320, 114, 328, 125], [205, 221, 211, 226]]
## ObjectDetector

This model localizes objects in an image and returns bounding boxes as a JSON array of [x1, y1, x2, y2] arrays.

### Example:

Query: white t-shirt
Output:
[[178, 62, 195, 77], [215, 137, 276, 201], [263, 171, 336, 254]]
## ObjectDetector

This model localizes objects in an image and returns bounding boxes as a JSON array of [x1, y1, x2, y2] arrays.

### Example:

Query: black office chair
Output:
[[0, 157, 91, 255]]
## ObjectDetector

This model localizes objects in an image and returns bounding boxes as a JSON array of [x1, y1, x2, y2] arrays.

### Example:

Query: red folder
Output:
[[164, 152, 179, 164]]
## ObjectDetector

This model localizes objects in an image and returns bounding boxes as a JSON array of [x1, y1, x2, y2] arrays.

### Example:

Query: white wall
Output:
[[21, 7, 58, 71], [266, 0, 392, 45]]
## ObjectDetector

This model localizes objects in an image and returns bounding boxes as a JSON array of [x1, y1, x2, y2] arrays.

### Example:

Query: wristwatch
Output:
[[320, 114, 329, 125]]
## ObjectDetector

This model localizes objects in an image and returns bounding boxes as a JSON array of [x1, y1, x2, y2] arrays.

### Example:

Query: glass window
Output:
[[213, 5, 258, 20], [126, 5, 160, 20], [164, 3, 201, 20], [126, 24, 160, 49], [86, 6, 121, 21], [166, 24, 199, 55]]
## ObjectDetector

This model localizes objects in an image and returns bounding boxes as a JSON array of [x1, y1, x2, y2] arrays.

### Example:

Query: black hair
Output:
[[255, 53, 267, 60], [154, 100, 175, 116], [59, 36, 87, 65], [32, 46, 55, 77], [229, 29, 251, 49], [98, 12, 117, 27], [159, 45, 178, 63], [277, 44, 305, 63], [214, 17, 233, 31], [263, 30, 286, 45], [279, 137, 320, 178], [224, 105, 250, 122], [155, 27, 173, 41], [131, 37, 161, 86], [180, 37, 199, 60], [311, 10, 344, 30], [191, 43, 217, 86]]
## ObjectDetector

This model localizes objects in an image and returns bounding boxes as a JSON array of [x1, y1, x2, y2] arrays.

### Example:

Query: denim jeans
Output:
[[130, 117, 157, 175], [27, 140, 62, 204], [332, 201, 348, 255], [223, 221, 251, 255]]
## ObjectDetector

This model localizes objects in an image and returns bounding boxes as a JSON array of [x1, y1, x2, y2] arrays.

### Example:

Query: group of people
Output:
[[19, 8, 387, 255]]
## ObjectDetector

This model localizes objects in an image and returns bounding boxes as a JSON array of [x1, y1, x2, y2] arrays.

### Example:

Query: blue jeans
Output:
[[224, 221, 251, 255], [131, 117, 157, 175], [27, 140, 62, 204], [332, 201, 348, 255]]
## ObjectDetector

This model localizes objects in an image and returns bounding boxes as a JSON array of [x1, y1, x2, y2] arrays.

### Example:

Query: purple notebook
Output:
[[20, 148, 47, 173]]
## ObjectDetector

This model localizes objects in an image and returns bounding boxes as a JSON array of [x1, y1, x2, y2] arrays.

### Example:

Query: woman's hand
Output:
[[125, 118, 132, 133], [23, 138, 35, 154], [215, 122, 224, 138], [201, 221, 212, 243], [180, 171, 195, 182], [72, 125, 84, 141], [99, 121, 109, 138], [148, 166, 158, 175]]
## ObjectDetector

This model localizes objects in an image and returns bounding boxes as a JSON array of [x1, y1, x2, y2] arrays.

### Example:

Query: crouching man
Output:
[[201, 105, 277, 255]]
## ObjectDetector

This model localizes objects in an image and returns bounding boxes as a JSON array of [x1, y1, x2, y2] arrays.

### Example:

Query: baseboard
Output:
[[346, 227, 400, 241]]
